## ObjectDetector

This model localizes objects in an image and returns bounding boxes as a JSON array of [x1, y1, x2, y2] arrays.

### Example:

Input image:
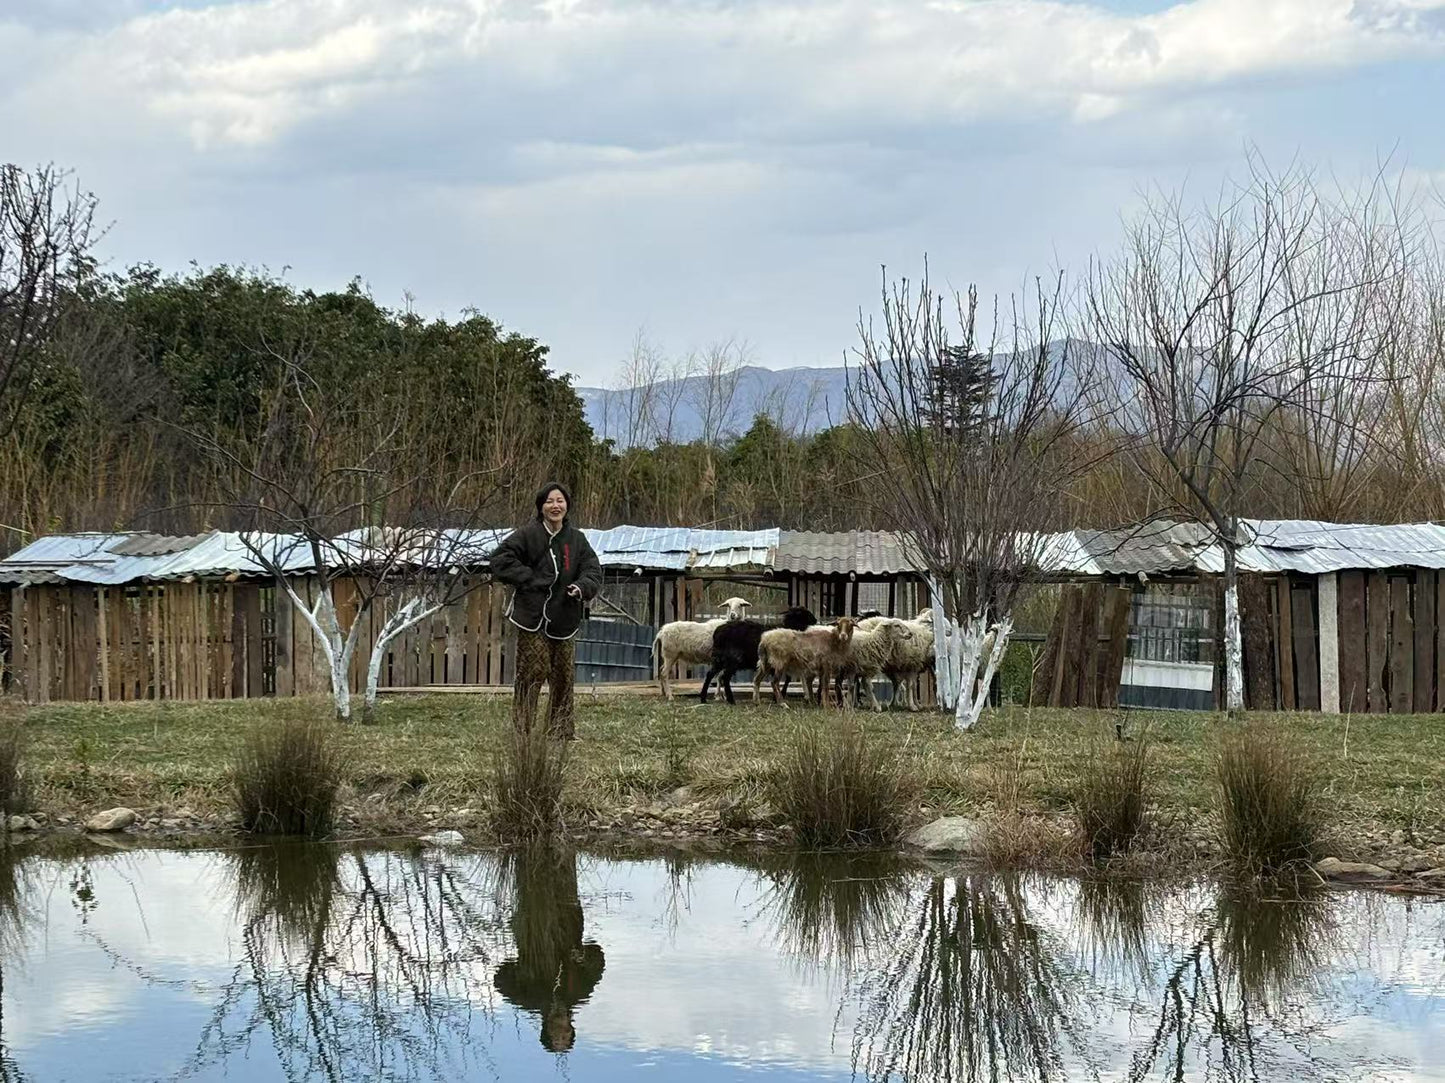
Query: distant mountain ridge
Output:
[[577, 364, 851, 447]]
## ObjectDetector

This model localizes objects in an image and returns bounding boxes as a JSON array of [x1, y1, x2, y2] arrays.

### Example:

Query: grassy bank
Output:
[[8, 694, 1445, 867]]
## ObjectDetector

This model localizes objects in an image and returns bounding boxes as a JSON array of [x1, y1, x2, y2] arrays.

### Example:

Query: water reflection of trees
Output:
[[1125, 881, 1343, 1083], [183, 843, 512, 1082], [751, 851, 913, 975], [850, 873, 1090, 1083], [0, 846, 35, 1083]]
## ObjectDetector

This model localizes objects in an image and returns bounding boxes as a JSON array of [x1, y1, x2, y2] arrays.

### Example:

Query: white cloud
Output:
[[11, 0, 1445, 152]]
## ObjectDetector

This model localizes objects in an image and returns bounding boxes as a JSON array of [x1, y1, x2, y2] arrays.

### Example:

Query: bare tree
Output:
[[688, 337, 748, 448], [184, 321, 533, 722], [0, 163, 101, 442], [1083, 157, 1414, 712], [848, 267, 1094, 729]]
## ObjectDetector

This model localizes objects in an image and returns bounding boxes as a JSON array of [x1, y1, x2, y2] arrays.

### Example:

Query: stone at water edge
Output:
[[85, 808, 137, 833], [1314, 857, 1391, 882], [1415, 868, 1445, 883], [7, 814, 37, 832], [905, 816, 989, 857], [419, 830, 464, 846]]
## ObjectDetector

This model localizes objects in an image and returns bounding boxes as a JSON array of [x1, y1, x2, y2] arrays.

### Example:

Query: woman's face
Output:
[[541, 488, 568, 526]]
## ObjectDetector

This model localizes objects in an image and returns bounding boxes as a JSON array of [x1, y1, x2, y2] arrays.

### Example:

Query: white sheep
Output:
[[754, 618, 858, 706], [834, 619, 914, 711], [882, 608, 997, 711], [653, 596, 751, 700], [881, 608, 937, 711]]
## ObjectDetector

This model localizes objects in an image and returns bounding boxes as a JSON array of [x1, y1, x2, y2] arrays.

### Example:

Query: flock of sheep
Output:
[[651, 597, 944, 711]]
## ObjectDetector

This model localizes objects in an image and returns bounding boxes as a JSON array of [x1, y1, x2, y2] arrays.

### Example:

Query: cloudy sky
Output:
[[3, 0, 1444, 386]]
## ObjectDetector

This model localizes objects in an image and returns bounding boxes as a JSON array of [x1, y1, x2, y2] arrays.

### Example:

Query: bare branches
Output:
[[0, 163, 102, 441], [847, 263, 1096, 724]]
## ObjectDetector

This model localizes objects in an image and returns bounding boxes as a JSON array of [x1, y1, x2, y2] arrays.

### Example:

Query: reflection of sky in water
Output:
[[0, 845, 1441, 1082]]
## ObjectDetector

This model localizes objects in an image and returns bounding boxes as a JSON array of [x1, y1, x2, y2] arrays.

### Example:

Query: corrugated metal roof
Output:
[[7, 519, 1445, 586], [3, 533, 132, 567], [1235, 519, 1445, 574], [585, 527, 779, 571], [1069, 522, 1217, 576], [774, 531, 912, 575]]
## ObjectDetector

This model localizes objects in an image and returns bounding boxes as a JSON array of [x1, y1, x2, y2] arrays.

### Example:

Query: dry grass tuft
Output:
[[1216, 724, 1322, 872], [1073, 732, 1152, 860], [770, 716, 918, 849], [491, 726, 570, 840], [232, 716, 343, 837]]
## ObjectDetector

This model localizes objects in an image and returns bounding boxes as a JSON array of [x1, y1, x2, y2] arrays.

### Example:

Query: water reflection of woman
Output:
[[494, 849, 605, 1053]]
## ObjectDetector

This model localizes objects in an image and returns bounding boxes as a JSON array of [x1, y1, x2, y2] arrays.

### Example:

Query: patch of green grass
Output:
[[5, 694, 1443, 859], [0, 702, 29, 816]]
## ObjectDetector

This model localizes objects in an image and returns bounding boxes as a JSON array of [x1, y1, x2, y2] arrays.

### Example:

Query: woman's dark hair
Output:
[[533, 481, 574, 523]]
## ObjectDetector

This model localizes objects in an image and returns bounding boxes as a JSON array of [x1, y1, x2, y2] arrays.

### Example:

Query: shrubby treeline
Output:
[[2, 161, 1444, 557]]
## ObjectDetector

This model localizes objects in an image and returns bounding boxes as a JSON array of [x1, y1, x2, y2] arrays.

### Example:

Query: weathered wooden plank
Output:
[[72, 586, 98, 701], [163, 586, 176, 700], [148, 587, 162, 700], [1367, 571, 1389, 713], [1291, 582, 1320, 711], [1048, 585, 1079, 708], [273, 580, 294, 697], [95, 587, 110, 703], [1438, 575, 1445, 712], [1096, 586, 1132, 710], [241, 584, 263, 699], [1336, 571, 1366, 714], [1390, 576, 1414, 714], [1239, 572, 1275, 710], [489, 584, 505, 685], [1317, 573, 1340, 714], [1413, 570, 1435, 715], [1276, 577, 1296, 710], [1074, 582, 1102, 707]]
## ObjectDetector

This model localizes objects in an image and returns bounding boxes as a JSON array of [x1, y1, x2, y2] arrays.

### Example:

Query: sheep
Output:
[[652, 596, 752, 700], [832, 619, 914, 711], [700, 606, 817, 705], [755, 617, 858, 706], [880, 608, 998, 711]]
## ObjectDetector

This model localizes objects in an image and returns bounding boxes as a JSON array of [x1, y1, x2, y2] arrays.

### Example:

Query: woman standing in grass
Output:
[[489, 482, 602, 739]]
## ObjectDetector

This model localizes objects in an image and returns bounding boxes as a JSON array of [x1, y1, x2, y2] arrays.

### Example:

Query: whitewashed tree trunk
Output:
[[276, 578, 361, 722], [961, 614, 1013, 731], [948, 612, 990, 730], [928, 579, 960, 709], [362, 596, 447, 723], [1223, 555, 1245, 715]]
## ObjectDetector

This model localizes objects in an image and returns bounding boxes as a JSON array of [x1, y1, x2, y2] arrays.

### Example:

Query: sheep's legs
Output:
[[719, 667, 737, 706], [699, 665, 719, 704]]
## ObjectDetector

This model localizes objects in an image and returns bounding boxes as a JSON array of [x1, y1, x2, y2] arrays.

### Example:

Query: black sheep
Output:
[[701, 606, 816, 705]]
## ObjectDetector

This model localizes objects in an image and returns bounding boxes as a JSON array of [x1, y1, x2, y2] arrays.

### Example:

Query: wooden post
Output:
[[1290, 582, 1320, 711], [1389, 576, 1413, 714], [1366, 571, 1389, 712], [1317, 573, 1340, 714], [1337, 571, 1367, 714], [1412, 570, 1435, 715], [97, 587, 111, 703], [1276, 577, 1296, 710]]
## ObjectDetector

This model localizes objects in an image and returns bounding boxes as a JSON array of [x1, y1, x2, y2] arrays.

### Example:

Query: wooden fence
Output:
[[1241, 569, 1445, 714], [7, 572, 698, 703], [1030, 583, 1133, 709]]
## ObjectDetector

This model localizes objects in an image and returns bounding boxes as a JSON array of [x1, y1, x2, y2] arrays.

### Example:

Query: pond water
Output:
[[0, 841, 1442, 1082]]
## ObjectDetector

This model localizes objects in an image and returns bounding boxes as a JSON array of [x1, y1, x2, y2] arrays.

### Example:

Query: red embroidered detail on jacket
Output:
[[563, 543, 570, 572]]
